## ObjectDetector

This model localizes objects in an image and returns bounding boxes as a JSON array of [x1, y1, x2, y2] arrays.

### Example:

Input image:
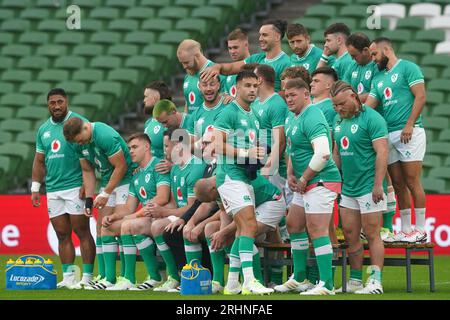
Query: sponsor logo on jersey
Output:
[[227, 76, 232, 82], [365, 70, 372, 80], [357, 82, 364, 94], [258, 109, 264, 117], [351, 124, 359, 134], [183, 81, 188, 89], [134, 179, 139, 186], [51, 139, 61, 153], [254, 120, 260, 129], [273, 193, 283, 201], [243, 195, 251, 202], [145, 173, 151, 183], [384, 87, 393, 100], [334, 125, 341, 133], [303, 63, 310, 70], [82, 149, 89, 156], [249, 130, 256, 143], [139, 186, 147, 199], [341, 136, 349, 150], [153, 125, 161, 134], [43, 131, 50, 139], [180, 177, 185, 187], [377, 81, 383, 88], [197, 118, 205, 126], [230, 85, 237, 97], [352, 71, 358, 78], [365, 202, 371, 210], [391, 73, 398, 83], [206, 125, 214, 132], [177, 187, 183, 201], [189, 92, 196, 105]]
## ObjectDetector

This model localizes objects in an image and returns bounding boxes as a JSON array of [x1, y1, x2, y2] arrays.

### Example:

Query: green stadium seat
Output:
[[0, 93, 32, 107], [140, 0, 173, 9], [37, 69, 69, 83], [399, 41, 433, 57], [90, 81, 123, 99], [54, 56, 87, 70], [124, 7, 155, 20], [428, 142, 450, 157], [310, 30, 325, 45], [0, 142, 32, 177], [0, 9, 14, 21], [108, 19, 139, 32], [141, 18, 173, 34], [1, 70, 32, 83], [73, 69, 105, 83], [35, 0, 65, 8], [396, 17, 425, 31], [158, 31, 194, 45], [305, 5, 338, 19], [89, 8, 120, 20], [432, 104, 450, 117], [175, 18, 208, 43], [72, 93, 105, 119], [19, 82, 52, 95], [0, 131, 13, 143], [90, 56, 122, 70], [209, 0, 240, 10], [422, 177, 445, 194], [19, 31, 49, 45], [2, 0, 29, 9], [443, 68, 450, 79], [427, 79, 450, 98], [16, 130, 36, 145], [423, 154, 442, 176], [292, 17, 323, 32], [0, 32, 14, 45], [105, 0, 137, 8], [1, 44, 32, 58], [142, 44, 176, 74], [1, 19, 31, 33], [415, 29, 446, 45], [383, 29, 413, 45], [0, 155, 12, 178], [37, 19, 66, 33], [34, 93, 47, 106], [124, 31, 156, 46], [325, 18, 358, 30], [16, 106, 49, 122], [0, 57, 14, 72], [427, 90, 445, 107], [73, 44, 104, 58], [398, 54, 419, 64], [175, 0, 206, 8], [107, 44, 139, 58], [439, 129, 450, 142], [19, 8, 50, 21], [323, 0, 354, 7], [190, 6, 226, 37], [55, 81, 87, 95], [90, 31, 122, 45], [421, 54, 450, 69], [421, 66, 438, 82], [0, 82, 14, 95], [339, 5, 368, 19], [0, 119, 32, 133], [125, 56, 158, 73], [392, 0, 421, 7], [429, 167, 450, 190], [78, 19, 103, 33], [423, 116, 449, 140], [0, 107, 14, 120], [445, 156, 450, 167], [35, 44, 68, 57], [107, 69, 139, 99], [54, 31, 86, 46], [18, 56, 50, 71], [358, 18, 390, 31], [67, 0, 102, 8]]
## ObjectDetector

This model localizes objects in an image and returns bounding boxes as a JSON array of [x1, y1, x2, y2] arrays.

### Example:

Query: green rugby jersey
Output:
[[77, 122, 134, 188], [187, 96, 225, 139], [214, 100, 260, 187], [144, 117, 166, 159], [251, 92, 288, 178], [251, 174, 282, 207], [288, 105, 341, 184], [329, 51, 353, 80], [170, 156, 206, 207], [36, 111, 87, 193], [223, 74, 237, 98], [290, 44, 322, 74], [183, 60, 225, 113], [245, 51, 291, 92], [312, 98, 336, 129], [368, 59, 424, 132], [333, 106, 388, 197], [129, 157, 170, 205], [343, 60, 380, 95]]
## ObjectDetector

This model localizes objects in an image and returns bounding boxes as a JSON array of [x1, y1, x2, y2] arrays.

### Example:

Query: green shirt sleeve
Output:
[[155, 171, 171, 187], [405, 61, 424, 87], [269, 97, 288, 129], [214, 107, 234, 134], [367, 110, 388, 141], [96, 130, 122, 158], [304, 109, 329, 142], [186, 163, 205, 198], [35, 127, 44, 153], [128, 178, 137, 197], [368, 77, 381, 101]]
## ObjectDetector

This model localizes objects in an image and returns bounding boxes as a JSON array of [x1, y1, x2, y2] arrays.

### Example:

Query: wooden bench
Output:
[[258, 242, 436, 293]]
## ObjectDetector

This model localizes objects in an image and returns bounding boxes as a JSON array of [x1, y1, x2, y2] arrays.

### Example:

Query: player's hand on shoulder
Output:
[[221, 93, 235, 104], [155, 159, 173, 174]]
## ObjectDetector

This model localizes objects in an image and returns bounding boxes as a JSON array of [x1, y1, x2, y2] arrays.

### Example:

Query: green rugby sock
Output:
[[312, 236, 333, 290], [155, 235, 179, 280], [121, 235, 136, 283], [134, 234, 161, 281], [207, 238, 225, 286], [102, 236, 118, 284], [290, 232, 308, 282], [96, 236, 105, 278]]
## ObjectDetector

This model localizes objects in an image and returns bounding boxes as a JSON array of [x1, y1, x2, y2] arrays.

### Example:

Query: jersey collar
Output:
[[234, 100, 252, 114], [295, 44, 314, 61], [141, 156, 156, 171], [258, 92, 276, 105], [385, 59, 402, 74], [202, 95, 224, 111], [264, 51, 286, 63]]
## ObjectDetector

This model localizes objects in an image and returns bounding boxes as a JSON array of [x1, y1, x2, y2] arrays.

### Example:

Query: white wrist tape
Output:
[[31, 182, 41, 193], [167, 215, 179, 222], [238, 148, 249, 158], [308, 136, 330, 172], [98, 191, 110, 198]]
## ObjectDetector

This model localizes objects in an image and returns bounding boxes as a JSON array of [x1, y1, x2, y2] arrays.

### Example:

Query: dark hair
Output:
[[240, 63, 259, 72], [227, 28, 248, 41], [63, 117, 84, 142], [47, 88, 67, 101], [324, 23, 351, 37], [286, 23, 309, 39], [236, 70, 258, 84], [127, 132, 151, 145], [145, 80, 172, 101], [372, 36, 392, 47], [255, 64, 275, 86], [262, 19, 288, 39], [346, 32, 371, 52], [281, 66, 311, 89], [311, 67, 338, 81], [285, 78, 310, 91]]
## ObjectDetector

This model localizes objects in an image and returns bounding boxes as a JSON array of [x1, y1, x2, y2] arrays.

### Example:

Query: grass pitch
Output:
[[1, 254, 449, 300]]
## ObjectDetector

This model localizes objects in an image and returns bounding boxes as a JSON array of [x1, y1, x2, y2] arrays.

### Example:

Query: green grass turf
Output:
[[1, 254, 449, 300]]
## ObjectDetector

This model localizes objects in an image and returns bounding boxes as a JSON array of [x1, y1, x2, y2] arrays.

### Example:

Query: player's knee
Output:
[[55, 230, 72, 243], [151, 220, 166, 236], [120, 220, 132, 234], [204, 222, 218, 237], [73, 225, 91, 239]]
